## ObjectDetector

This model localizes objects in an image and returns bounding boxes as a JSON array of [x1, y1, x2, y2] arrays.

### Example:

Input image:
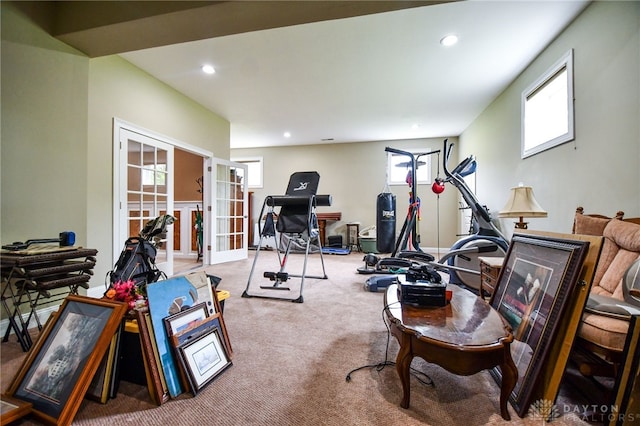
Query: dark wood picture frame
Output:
[[172, 313, 233, 359], [489, 234, 589, 417], [177, 327, 231, 395], [3, 295, 127, 426], [85, 321, 123, 403], [135, 308, 170, 406]]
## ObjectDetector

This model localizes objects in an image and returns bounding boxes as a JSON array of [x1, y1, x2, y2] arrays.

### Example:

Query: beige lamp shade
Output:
[[498, 186, 547, 229]]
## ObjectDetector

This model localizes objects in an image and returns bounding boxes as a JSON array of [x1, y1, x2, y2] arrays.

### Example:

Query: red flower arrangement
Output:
[[105, 279, 147, 311]]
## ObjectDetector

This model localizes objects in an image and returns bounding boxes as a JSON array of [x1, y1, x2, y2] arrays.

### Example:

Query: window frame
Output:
[[230, 156, 263, 188], [387, 151, 432, 186], [521, 49, 574, 159]]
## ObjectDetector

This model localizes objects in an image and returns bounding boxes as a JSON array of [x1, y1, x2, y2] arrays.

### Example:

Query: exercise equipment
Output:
[[322, 247, 351, 255], [432, 139, 509, 292], [376, 192, 396, 253], [242, 172, 331, 303], [357, 147, 439, 275], [358, 140, 508, 296], [386, 147, 441, 257], [2, 231, 76, 251]]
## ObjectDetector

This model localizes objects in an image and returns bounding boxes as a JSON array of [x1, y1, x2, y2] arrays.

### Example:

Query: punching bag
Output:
[[376, 192, 396, 253]]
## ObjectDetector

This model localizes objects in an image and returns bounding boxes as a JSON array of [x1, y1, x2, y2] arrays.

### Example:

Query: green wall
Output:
[[1, 2, 231, 296], [233, 137, 461, 250], [1, 3, 89, 247], [460, 1, 640, 239]]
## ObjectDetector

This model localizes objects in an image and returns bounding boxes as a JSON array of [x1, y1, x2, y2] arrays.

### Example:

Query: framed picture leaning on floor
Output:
[[4, 295, 127, 426], [489, 233, 589, 417]]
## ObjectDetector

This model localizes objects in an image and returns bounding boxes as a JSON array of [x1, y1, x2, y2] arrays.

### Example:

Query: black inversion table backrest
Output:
[[277, 172, 320, 234], [284, 171, 320, 196]]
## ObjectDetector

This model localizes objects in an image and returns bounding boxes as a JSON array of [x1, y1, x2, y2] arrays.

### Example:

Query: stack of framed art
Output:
[[139, 271, 232, 400], [1, 271, 233, 425], [164, 302, 233, 395]]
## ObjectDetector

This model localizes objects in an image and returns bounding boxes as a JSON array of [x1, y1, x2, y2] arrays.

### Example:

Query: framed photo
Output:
[[489, 234, 588, 417], [177, 327, 231, 395], [1, 395, 32, 425], [519, 230, 604, 406], [163, 302, 209, 337], [4, 295, 127, 426]]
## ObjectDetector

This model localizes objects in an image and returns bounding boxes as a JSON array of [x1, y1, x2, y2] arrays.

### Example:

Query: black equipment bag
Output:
[[107, 237, 164, 287]]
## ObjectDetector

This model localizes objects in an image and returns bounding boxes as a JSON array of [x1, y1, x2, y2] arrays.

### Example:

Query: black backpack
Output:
[[107, 237, 164, 288]]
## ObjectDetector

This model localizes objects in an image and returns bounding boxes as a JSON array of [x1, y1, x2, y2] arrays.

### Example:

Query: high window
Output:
[[521, 49, 574, 158]]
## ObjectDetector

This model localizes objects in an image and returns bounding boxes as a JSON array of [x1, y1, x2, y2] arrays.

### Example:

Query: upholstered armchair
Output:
[[572, 207, 640, 377]]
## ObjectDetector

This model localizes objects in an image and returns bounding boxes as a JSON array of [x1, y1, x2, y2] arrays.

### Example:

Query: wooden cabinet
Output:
[[479, 256, 504, 300]]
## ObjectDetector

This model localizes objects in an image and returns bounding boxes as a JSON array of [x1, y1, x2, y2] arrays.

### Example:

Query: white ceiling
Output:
[[119, 0, 590, 149]]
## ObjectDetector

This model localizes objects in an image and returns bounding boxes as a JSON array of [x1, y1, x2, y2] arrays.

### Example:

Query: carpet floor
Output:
[[1, 250, 609, 425]]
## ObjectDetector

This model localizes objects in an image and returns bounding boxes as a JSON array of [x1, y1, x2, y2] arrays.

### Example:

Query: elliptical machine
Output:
[[433, 139, 508, 292]]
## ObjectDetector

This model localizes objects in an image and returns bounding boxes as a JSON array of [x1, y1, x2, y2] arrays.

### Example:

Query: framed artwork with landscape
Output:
[[177, 327, 231, 395], [4, 295, 127, 426], [489, 233, 589, 417]]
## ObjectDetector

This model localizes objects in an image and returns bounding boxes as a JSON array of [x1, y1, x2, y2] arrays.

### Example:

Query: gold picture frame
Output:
[[4, 295, 127, 425], [1, 395, 32, 426]]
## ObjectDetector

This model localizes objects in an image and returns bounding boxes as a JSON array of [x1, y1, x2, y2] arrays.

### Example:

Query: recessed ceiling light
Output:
[[284, 132, 291, 138], [440, 34, 458, 47], [202, 64, 215, 74]]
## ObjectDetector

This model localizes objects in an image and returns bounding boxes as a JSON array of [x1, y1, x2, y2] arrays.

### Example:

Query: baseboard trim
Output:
[[1, 304, 57, 337], [1, 287, 104, 337]]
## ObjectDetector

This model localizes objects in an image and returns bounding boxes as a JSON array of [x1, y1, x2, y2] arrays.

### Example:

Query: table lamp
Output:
[[498, 184, 547, 229]]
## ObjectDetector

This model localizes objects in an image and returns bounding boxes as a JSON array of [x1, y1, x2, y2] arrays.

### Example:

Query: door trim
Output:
[[112, 118, 214, 269]]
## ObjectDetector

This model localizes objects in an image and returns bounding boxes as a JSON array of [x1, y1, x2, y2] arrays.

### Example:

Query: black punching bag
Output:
[[376, 192, 396, 253]]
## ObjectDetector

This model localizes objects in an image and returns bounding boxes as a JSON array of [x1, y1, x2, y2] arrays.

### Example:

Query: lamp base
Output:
[[514, 217, 529, 229]]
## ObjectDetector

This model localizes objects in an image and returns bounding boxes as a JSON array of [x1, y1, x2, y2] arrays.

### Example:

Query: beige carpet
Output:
[[1, 250, 597, 425]]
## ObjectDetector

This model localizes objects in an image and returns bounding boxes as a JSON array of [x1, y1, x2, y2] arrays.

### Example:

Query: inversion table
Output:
[[242, 171, 331, 303]]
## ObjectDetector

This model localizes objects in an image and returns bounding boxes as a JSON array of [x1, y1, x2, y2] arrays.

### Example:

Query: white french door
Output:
[[208, 159, 248, 264], [115, 126, 174, 277]]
